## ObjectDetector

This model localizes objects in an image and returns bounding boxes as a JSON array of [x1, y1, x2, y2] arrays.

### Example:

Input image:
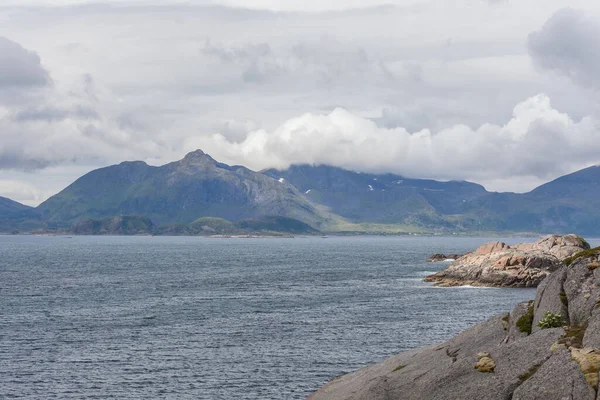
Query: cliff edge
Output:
[[310, 244, 600, 400]]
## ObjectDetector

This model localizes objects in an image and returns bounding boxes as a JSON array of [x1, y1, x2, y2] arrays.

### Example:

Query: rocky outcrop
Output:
[[426, 253, 464, 262], [309, 248, 600, 400], [424, 234, 590, 287]]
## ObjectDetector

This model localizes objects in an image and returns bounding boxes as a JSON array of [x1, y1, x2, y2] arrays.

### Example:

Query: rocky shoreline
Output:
[[309, 236, 600, 400], [425, 234, 590, 287]]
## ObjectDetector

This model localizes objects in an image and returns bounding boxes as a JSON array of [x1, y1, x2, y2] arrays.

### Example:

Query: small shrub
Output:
[[538, 311, 563, 329], [516, 304, 535, 334]]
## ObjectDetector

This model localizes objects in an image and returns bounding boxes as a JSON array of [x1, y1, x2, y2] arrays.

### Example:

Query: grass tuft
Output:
[[392, 365, 405, 373], [564, 247, 600, 266]]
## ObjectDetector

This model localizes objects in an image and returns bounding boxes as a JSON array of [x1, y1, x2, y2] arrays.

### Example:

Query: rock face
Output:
[[426, 253, 464, 262], [424, 234, 590, 287], [309, 247, 600, 400]]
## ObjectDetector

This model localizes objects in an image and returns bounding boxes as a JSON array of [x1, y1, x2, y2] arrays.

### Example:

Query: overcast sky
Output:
[[1, 0, 599, 205]]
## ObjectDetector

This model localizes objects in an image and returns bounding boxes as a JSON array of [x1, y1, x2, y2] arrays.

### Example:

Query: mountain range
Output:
[[1, 150, 599, 235]]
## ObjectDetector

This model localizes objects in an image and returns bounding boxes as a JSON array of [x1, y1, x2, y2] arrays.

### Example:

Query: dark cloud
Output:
[[12, 106, 99, 122], [0, 151, 53, 171], [0, 37, 51, 89], [528, 8, 600, 88]]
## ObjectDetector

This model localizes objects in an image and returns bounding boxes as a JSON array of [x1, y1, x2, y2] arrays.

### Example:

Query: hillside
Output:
[[0, 197, 44, 233], [72, 216, 155, 235], [265, 164, 600, 235], [37, 150, 330, 228], [263, 164, 488, 230]]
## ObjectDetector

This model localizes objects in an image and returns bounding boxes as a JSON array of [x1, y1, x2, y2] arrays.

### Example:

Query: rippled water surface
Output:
[[4, 235, 589, 399]]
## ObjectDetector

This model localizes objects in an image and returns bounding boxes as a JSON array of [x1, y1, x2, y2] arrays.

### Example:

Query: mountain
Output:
[[2, 152, 600, 235], [265, 164, 600, 234], [263, 164, 491, 230], [37, 150, 329, 228], [0, 196, 43, 233], [458, 166, 600, 234], [0, 196, 31, 215]]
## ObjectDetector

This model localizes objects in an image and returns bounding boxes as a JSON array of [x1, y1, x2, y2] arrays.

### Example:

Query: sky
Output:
[[1, 0, 600, 205]]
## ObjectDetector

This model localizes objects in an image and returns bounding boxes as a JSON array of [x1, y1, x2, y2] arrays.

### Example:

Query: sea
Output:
[[2, 235, 596, 399]]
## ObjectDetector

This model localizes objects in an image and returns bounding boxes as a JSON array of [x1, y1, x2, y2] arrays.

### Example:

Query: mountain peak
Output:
[[185, 149, 206, 158], [181, 149, 216, 165]]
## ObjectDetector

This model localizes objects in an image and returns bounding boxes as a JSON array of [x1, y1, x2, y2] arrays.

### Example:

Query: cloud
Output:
[[12, 105, 99, 122], [528, 8, 600, 88], [0, 37, 50, 89], [2, 1, 600, 205], [188, 94, 599, 192], [201, 39, 392, 87]]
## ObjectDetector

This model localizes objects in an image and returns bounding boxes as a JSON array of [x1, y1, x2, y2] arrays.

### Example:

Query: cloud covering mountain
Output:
[[1, 1, 600, 205]]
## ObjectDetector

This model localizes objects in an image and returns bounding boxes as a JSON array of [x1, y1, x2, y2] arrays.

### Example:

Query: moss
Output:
[[564, 247, 600, 266], [559, 292, 568, 307], [501, 313, 510, 331], [516, 303, 535, 335], [518, 364, 541, 382], [392, 364, 405, 372], [559, 324, 588, 349]]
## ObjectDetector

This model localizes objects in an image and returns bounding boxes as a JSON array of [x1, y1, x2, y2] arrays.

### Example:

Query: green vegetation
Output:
[[392, 365, 405, 373], [564, 247, 600, 266], [501, 313, 510, 331], [577, 235, 591, 250], [518, 364, 541, 382], [559, 292, 568, 307], [72, 216, 155, 235], [538, 311, 564, 329], [559, 324, 587, 348], [236, 216, 319, 235], [516, 303, 535, 335]]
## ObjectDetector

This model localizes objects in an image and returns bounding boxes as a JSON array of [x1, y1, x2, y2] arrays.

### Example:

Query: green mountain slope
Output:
[[0, 197, 44, 232], [264, 164, 600, 235], [37, 150, 330, 228], [263, 164, 489, 230]]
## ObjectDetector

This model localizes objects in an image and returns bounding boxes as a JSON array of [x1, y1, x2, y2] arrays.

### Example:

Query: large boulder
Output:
[[424, 234, 589, 288], [309, 243, 600, 400]]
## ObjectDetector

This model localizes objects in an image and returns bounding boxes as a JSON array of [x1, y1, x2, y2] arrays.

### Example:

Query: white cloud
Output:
[[187, 94, 599, 192]]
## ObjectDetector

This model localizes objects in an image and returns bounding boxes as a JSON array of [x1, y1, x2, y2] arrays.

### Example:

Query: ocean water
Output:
[[2, 235, 590, 399]]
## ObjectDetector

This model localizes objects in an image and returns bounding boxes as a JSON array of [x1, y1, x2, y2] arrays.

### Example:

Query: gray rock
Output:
[[309, 316, 563, 400], [565, 256, 600, 326], [310, 246, 600, 400], [506, 301, 534, 342], [426, 253, 464, 262], [584, 308, 600, 349], [532, 266, 568, 333], [511, 349, 596, 400]]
